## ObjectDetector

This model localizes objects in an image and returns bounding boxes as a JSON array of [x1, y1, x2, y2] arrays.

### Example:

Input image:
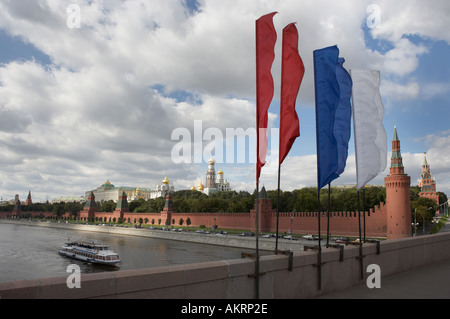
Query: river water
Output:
[[0, 222, 254, 283]]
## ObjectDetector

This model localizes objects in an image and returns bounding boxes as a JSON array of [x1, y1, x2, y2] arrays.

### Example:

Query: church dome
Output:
[[198, 182, 204, 191], [102, 179, 115, 189], [218, 169, 223, 175], [191, 186, 196, 191], [163, 177, 170, 185], [208, 157, 215, 165]]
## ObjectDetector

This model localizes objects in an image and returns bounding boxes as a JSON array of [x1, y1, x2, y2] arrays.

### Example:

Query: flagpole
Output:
[[317, 187, 322, 290], [363, 188, 366, 242], [357, 190, 363, 280], [276, 164, 281, 251], [255, 180, 260, 299], [327, 183, 331, 247], [255, 16, 260, 300], [314, 50, 321, 291]]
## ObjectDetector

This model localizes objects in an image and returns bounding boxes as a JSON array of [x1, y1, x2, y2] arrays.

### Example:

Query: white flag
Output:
[[351, 69, 387, 190]]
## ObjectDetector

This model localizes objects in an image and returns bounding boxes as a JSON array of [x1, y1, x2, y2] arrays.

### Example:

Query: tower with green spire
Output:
[[81, 191, 98, 220], [390, 125, 404, 174], [114, 191, 129, 221], [418, 153, 439, 205]]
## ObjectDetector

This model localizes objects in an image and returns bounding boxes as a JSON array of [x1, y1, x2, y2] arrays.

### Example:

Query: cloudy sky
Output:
[[0, 0, 449, 203]]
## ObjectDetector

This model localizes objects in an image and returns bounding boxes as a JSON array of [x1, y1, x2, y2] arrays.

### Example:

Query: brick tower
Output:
[[160, 193, 174, 226], [113, 191, 129, 221], [250, 186, 274, 233], [384, 125, 412, 238], [418, 153, 439, 205], [81, 191, 98, 220], [24, 191, 32, 206]]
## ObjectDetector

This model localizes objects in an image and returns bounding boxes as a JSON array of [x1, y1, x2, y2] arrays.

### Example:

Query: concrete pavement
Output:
[[319, 218, 450, 299], [318, 257, 450, 299]]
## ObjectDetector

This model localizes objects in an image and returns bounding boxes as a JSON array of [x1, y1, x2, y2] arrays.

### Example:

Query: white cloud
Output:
[[420, 82, 450, 100], [380, 79, 420, 101], [371, 0, 450, 44], [381, 38, 428, 77]]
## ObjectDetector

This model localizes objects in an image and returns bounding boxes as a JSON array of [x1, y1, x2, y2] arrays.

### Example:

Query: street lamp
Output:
[[425, 206, 434, 234], [413, 208, 417, 236], [289, 216, 293, 235]]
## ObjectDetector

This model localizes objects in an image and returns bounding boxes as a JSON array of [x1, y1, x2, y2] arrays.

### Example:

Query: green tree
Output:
[[411, 197, 438, 227], [294, 188, 317, 212], [129, 199, 145, 212], [53, 203, 65, 218], [100, 200, 116, 212], [64, 201, 83, 218]]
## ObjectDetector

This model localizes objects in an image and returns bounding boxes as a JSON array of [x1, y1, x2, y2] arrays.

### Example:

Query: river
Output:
[[0, 222, 254, 283]]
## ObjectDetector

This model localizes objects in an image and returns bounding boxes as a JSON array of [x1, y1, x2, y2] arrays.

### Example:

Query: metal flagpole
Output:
[[357, 190, 364, 280], [363, 188, 366, 242], [317, 188, 322, 290], [255, 180, 260, 299], [327, 183, 331, 247], [276, 165, 281, 251]]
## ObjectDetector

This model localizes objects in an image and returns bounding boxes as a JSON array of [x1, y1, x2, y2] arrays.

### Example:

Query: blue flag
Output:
[[314, 45, 352, 190]]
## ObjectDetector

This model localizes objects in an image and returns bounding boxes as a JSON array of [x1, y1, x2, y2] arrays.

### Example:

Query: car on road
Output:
[[239, 232, 254, 237]]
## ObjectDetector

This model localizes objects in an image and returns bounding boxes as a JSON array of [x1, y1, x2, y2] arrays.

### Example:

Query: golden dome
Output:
[[198, 182, 204, 191], [163, 177, 169, 185], [208, 156, 215, 165], [136, 187, 140, 192], [218, 169, 223, 175], [191, 186, 196, 191]]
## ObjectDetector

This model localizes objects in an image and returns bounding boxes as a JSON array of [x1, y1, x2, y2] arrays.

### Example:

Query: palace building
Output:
[[85, 177, 174, 203]]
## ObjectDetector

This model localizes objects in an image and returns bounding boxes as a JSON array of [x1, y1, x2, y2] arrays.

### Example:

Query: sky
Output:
[[0, 0, 449, 203]]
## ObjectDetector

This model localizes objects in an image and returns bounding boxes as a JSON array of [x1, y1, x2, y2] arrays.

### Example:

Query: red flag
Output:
[[256, 12, 277, 181], [279, 23, 304, 165]]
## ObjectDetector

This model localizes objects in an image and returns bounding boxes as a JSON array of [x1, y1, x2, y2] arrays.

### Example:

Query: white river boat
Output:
[[59, 241, 121, 266]]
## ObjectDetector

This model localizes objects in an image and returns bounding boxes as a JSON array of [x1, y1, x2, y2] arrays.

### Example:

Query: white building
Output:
[[85, 178, 175, 203], [195, 157, 231, 195], [52, 196, 85, 204]]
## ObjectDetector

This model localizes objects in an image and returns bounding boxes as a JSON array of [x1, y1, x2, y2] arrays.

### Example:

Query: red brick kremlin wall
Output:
[[1, 200, 389, 238], [165, 202, 388, 238]]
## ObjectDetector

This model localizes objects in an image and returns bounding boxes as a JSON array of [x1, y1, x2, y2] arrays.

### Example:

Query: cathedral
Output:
[[192, 156, 231, 195]]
